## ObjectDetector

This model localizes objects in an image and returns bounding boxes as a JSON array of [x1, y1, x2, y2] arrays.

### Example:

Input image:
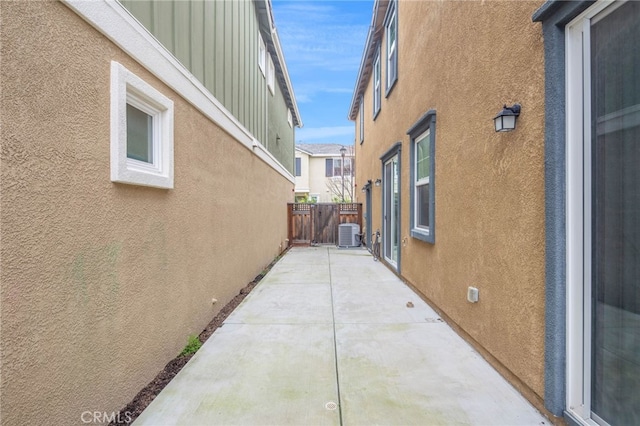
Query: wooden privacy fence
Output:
[[288, 203, 363, 246]]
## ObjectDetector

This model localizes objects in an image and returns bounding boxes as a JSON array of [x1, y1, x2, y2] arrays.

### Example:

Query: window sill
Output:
[[385, 78, 397, 98], [411, 228, 434, 244]]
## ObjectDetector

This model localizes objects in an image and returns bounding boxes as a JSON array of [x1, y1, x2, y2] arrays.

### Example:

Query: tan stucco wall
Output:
[[355, 0, 546, 402], [1, 2, 292, 425]]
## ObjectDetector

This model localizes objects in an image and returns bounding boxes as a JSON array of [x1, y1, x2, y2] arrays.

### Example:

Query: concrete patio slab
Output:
[[261, 262, 331, 284], [133, 246, 548, 426], [328, 250, 400, 284], [134, 324, 340, 426], [224, 283, 333, 324], [336, 323, 545, 426], [332, 281, 439, 324]]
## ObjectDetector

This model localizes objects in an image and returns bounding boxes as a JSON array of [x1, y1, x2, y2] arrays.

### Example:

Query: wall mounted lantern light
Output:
[[374, 178, 382, 187], [493, 104, 521, 132], [362, 179, 372, 193]]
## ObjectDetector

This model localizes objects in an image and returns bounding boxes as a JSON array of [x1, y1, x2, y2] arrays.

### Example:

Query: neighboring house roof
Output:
[[296, 143, 354, 157], [348, 0, 390, 121], [255, 0, 303, 128]]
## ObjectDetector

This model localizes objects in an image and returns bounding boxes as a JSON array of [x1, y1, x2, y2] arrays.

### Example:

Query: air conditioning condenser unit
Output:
[[338, 223, 360, 248]]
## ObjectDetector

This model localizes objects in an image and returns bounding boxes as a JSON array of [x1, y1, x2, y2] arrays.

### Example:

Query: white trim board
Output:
[[63, 0, 294, 184]]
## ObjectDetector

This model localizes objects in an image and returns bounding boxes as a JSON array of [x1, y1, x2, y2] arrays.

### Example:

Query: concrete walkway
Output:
[[134, 247, 547, 426]]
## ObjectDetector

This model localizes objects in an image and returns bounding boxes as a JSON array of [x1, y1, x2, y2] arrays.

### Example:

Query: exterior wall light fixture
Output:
[[374, 178, 382, 187], [362, 179, 372, 193], [493, 104, 521, 132]]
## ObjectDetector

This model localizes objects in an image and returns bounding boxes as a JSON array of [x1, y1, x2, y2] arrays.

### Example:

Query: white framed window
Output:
[[408, 110, 435, 243], [267, 55, 275, 94], [258, 33, 266, 76], [414, 130, 430, 229], [325, 157, 352, 177], [110, 61, 174, 189], [287, 109, 293, 128], [373, 47, 381, 118], [359, 96, 364, 144], [385, 1, 398, 93]]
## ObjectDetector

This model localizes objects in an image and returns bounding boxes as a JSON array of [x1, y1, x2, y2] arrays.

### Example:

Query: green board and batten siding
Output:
[[268, 76, 295, 174], [120, 0, 294, 173]]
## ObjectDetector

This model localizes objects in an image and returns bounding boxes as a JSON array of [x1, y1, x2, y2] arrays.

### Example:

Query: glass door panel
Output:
[[392, 158, 399, 264], [383, 155, 399, 267], [590, 2, 640, 424]]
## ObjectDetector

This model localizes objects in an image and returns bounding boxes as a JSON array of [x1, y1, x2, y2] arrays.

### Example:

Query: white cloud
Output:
[[296, 126, 354, 142], [294, 84, 354, 104], [272, 1, 371, 142], [279, 24, 368, 72], [274, 2, 369, 72]]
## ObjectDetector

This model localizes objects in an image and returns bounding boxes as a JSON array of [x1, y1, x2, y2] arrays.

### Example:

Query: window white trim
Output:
[[413, 129, 430, 232], [325, 157, 353, 178], [62, 0, 294, 184], [258, 33, 266, 76], [287, 109, 293, 128], [373, 47, 381, 118], [359, 96, 364, 144], [267, 55, 275, 94], [385, 1, 398, 93], [111, 61, 174, 188]]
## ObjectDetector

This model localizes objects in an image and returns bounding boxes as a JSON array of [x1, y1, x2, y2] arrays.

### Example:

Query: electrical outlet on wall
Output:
[[467, 287, 479, 303]]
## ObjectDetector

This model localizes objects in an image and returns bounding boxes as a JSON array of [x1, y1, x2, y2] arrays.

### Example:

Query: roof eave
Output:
[[348, 0, 389, 121], [255, 0, 303, 128]]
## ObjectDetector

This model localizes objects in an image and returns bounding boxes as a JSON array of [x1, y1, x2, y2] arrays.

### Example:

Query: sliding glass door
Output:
[[383, 154, 399, 268], [567, 2, 640, 424]]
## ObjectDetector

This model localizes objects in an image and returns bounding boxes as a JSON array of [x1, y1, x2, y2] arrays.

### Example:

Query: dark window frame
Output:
[[295, 157, 301, 177], [407, 109, 436, 244]]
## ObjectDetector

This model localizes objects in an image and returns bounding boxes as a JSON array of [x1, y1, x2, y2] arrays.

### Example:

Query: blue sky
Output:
[[271, 0, 373, 145]]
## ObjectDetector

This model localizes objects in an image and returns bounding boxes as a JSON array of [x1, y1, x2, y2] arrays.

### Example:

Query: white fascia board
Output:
[[348, 0, 389, 121], [295, 146, 313, 156], [63, 0, 294, 184], [348, 26, 375, 121]]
